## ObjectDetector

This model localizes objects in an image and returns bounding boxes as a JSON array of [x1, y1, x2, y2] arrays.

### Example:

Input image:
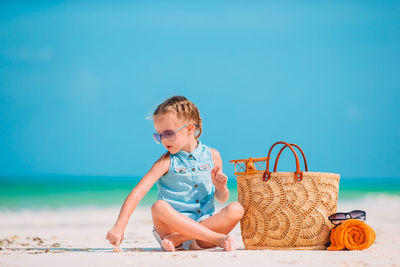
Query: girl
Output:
[[106, 96, 244, 252]]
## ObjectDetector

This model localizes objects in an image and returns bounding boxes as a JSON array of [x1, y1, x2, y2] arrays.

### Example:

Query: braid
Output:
[[153, 96, 202, 139]]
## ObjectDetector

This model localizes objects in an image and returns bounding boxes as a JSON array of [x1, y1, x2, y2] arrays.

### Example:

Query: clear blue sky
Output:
[[1, 1, 399, 178]]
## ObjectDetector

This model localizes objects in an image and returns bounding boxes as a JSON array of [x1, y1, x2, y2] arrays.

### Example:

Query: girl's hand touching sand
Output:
[[211, 167, 228, 191], [106, 225, 124, 248]]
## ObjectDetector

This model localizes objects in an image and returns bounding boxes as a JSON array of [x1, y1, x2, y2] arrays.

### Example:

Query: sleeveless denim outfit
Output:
[[157, 140, 216, 220], [152, 140, 216, 250]]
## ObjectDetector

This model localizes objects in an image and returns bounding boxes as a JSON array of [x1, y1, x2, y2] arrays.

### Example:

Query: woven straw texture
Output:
[[237, 171, 340, 250]]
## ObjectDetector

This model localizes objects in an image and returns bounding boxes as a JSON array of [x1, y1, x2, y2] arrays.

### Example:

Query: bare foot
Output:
[[222, 235, 236, 251], [113, 246, 123, 253], [161, 237, 176, 252]]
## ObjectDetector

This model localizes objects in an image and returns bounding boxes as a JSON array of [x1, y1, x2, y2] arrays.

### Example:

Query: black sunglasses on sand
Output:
[[328, 210, 366, 225]]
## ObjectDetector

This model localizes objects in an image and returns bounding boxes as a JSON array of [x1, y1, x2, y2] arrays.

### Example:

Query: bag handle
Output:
[[262, 141, 303, 182], [274, 143, 308, 172]]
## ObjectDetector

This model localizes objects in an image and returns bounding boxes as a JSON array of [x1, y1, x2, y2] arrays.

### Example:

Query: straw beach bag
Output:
[[230, 141, 340, 250]]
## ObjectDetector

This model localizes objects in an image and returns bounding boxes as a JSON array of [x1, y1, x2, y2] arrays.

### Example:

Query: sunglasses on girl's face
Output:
[[328, 210, 366, 225], [152, 123, 199, 144]]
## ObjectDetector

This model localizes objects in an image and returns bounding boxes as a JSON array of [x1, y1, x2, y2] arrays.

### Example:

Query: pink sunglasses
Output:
[[153, 123, 199, 144]]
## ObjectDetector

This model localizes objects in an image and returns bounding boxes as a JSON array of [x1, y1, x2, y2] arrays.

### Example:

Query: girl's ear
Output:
[[186, 123, 194, 136], [188, 123, 199, 137]]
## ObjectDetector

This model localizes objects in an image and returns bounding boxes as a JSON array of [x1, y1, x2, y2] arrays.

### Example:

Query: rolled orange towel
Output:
[[328, 219, 376, 251]]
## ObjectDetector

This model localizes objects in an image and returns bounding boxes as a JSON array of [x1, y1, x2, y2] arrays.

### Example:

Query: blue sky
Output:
[[1, 1, 399, 178]]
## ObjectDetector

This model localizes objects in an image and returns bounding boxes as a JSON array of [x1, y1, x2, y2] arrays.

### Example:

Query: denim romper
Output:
[[156, 140, 216, 222]]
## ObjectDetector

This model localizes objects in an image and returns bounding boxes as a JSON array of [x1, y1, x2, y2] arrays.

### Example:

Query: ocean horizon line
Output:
[[1, 174, 399, 180], [0, 175, 399, 210]]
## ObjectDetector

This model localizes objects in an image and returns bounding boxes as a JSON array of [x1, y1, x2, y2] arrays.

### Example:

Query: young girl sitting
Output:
[[106, 95, 244, 251]]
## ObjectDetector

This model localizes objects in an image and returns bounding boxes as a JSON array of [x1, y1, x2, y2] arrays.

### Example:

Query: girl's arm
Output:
[[106, 152, 170, 245], [210, 148, 230, 204]]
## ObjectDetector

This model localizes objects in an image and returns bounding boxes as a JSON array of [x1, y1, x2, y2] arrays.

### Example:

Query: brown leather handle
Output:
[[274, 143, 308, 172], [262, 141, 303, 182]]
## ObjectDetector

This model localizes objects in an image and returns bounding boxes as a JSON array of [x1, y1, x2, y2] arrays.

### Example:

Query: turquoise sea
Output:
[[0, 176, 399, 210]]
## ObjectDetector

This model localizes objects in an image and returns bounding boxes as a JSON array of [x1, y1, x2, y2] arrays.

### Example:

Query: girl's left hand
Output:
[[211, 167, 228, 190]]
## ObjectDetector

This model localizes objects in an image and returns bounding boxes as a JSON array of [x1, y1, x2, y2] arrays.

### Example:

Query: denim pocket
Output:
[[173, 167, 187, 174], [197, 163, 211, 171]]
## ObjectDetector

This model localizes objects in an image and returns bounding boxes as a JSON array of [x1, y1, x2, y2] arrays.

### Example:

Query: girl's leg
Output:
[[163, 201, 245, 249], [151, 200, 235, 251]]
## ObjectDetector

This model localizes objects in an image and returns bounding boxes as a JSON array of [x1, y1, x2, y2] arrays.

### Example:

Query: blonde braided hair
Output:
[[153, 96, 202, 140]]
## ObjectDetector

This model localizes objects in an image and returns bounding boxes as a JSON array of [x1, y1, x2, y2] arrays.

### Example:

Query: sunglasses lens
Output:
[[329, 213, 346, 224], [350, 210, 366, 220], [330, 213, 346, 220], [162, 130, 176, 141], [152, 133, 161, 144]]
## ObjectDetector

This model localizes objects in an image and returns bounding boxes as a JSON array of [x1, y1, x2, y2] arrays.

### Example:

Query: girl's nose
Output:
[[161, 138, 170, 146]]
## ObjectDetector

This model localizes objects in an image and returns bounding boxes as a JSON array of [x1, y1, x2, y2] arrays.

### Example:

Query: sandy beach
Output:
[[1, 194, 400, 267]]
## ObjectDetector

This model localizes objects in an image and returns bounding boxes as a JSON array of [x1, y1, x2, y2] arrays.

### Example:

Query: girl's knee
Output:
[[151, 200, 170, 215], [227, 202, 245, 220]]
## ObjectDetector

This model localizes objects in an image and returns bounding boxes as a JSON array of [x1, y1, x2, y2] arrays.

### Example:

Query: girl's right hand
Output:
[[106, 225, 125, 246]]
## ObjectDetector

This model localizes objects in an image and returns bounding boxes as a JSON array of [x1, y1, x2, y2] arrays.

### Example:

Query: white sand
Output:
[[1, 194, 400, 267]]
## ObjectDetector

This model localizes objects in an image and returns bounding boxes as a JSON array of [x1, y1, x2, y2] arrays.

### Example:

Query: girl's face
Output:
[[153, 112, 194, 154]]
